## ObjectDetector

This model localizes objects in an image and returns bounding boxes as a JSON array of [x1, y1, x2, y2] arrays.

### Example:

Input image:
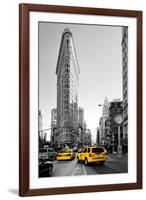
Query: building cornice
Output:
[[56, 28, 80, 75]]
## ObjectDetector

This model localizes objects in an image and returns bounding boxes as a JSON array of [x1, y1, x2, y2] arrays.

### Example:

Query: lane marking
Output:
[[71, 165, 84, 176], [71, 166, 78, 176]]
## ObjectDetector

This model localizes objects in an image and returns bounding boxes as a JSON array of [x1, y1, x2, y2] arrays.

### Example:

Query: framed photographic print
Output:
[[19, 3, 142, 196]]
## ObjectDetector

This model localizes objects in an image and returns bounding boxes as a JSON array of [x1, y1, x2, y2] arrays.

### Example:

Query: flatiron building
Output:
[[56, 28, 80, 147]]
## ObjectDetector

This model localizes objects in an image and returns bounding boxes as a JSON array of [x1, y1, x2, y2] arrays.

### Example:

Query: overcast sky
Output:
[[39, 22, 122, 141]]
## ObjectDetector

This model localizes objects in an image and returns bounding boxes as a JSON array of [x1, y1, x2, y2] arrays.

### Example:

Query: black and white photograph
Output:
[[38, 22, 128, 178]]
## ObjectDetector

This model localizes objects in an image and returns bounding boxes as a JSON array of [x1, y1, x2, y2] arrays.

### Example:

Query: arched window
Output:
[[66, 39, 69, 45], [65, 79, 69, 83], [65, 74, 69, 78], [65, 63, 69, 68], [64, 84, 69, 88], [64, 94, 69, 98], [64, 100, 69, 104], [65, 68, 69, 73]]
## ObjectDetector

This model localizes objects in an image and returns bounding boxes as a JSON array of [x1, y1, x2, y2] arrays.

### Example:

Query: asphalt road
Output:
[[39, 155, 128, 177]]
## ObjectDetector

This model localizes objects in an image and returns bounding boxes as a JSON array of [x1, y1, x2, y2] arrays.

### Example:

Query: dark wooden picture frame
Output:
[[19, 3, 142, 197]]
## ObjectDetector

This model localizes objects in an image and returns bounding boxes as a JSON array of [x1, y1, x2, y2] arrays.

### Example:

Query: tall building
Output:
[[78, 107, 84, 128], [103, 96, 109, 117], [83, 129, 92, 145], [50, 108, 57, 145], [99, 116, 104, 145], [38, 110, 43, 139], [56, 28, 80, 147], [99, 97, 110, 145], [122, 27, 128, 139], [96, 127, 101, 145], [78, 107, 84, 144]]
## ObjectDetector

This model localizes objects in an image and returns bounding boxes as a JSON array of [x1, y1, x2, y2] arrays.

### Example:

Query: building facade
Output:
[[50, 108, 57, 146], [78, 107, 84, 144], [122, 27, 128, 140], [96, 127, 101, 145], [78, 107, 84, 128], [98, 97, 110, 145], [56, 28, 80, 147], [83, 129, 92, 146], [38, 110, 43, 139]]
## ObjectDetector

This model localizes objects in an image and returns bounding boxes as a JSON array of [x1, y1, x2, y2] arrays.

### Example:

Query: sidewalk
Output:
[[107, 153, 128, 161], [106, 153, 128, 173]]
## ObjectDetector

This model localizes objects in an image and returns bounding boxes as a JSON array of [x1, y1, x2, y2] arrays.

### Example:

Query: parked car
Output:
[[47, 148, 57, 161], [39, 148, 48, 161], [39, 159, 53, 177], [56, 148, 75, 161], [39, 148, 56, 161], [77, 146, 107, 165]]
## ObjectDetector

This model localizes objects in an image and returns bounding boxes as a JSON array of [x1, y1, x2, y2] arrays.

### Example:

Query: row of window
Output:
[[123, 99, 128, 108], [122, 40, 128, 49], [123, 69, 128, 80], [123, 90, 128, 99], [57, 102, 78, 111], [123, 64, 128, 75], [63, 49, 71, 57], [123, 79, 128, 90], [122, 55, 128, 66], [57, 94, 78, 104], [64, 68, 70, 73]]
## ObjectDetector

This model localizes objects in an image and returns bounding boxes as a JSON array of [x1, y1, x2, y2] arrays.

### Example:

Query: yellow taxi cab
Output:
[[77, 146, 107, 165], [76, 148, 84, 161], [56, 148, 75, 161]]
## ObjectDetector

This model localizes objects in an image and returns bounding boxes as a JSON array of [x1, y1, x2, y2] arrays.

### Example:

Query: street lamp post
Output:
[[112, 135, 115, 153], [114, 114, 123, 156]]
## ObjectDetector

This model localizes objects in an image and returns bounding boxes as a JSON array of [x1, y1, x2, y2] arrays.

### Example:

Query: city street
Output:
[[40, 155, 128, 177], [38, 21, 129, 181]]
